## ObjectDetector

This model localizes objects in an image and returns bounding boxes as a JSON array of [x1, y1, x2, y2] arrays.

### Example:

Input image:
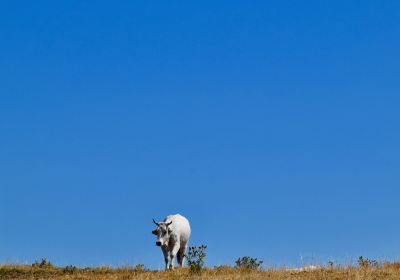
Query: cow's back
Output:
[[164, 214, 191, 242]]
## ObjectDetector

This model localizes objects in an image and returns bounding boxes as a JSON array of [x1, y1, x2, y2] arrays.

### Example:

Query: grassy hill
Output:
[[1, 262, 400, 280]]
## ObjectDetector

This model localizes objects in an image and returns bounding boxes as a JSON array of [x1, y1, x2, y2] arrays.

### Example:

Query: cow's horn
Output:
[[153, 219, 160, 226], [166, 221, 172, 226]]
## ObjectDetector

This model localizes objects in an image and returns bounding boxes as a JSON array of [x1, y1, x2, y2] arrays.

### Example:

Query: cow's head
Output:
[[152, 219, 173, 247]]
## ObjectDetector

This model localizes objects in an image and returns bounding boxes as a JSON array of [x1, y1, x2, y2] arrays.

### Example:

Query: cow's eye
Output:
[[152, 230, 157, 235]]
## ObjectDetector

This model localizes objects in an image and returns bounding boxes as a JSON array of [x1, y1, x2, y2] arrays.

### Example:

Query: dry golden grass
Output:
[[2, 263, 400, 280]]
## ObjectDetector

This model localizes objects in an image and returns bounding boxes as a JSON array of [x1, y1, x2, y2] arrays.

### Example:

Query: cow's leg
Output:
[[161, 245, 169, 270], [176, 249, 183, 267], [169, 241, 180, 270], [177, 242, 187, 267]]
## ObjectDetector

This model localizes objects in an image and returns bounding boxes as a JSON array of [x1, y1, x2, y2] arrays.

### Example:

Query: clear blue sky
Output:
[[1, 0, 399, 269]]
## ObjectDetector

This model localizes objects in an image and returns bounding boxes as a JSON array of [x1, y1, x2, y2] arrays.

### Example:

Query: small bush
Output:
[[358, 256, 379, 268], [32, 258, 53, 268], [186, 245, 207, 274], [328, 261, 334, 269], [63, 265, 77, 274], [235, 256, 263, 270]]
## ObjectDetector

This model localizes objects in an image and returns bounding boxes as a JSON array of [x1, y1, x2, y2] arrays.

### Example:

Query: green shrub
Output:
[[32, 258, 53, 268], [358, 256, 379, 268], [235, 256, 263, 270], [186, 245, 207, 274], [328, 260, 334, 269], [63, 265, 77, 274]]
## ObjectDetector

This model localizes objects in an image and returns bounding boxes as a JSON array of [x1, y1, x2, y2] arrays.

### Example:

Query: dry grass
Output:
[[2, 263, 400, 280]]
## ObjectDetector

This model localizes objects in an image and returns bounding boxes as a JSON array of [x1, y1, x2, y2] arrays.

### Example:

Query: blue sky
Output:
[[1, 0, 400, 269]]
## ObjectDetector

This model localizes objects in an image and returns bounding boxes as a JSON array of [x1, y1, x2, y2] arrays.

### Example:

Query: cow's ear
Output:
[[152, 229, 157, 235], [167, 228, 172, 234]]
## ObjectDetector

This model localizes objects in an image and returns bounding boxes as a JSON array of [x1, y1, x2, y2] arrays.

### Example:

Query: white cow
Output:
[[152, 214, 191, 270]]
